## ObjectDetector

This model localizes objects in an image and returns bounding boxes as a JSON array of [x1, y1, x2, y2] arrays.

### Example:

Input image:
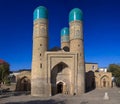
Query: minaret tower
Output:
[[61, 27, 70, 50], [69, 8, 85, 94], [31, 6, 48, 96]]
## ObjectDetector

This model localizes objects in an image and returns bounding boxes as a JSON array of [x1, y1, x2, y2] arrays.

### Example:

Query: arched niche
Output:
[[100, 75, 109, 88]]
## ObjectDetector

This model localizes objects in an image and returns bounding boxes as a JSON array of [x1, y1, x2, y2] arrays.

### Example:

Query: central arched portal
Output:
[[51, 62, 71, 95], [57, 82, 63, 93]]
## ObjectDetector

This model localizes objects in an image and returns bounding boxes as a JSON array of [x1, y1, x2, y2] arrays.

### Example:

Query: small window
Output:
[[40, 44, 42, 46], [40, 53, 41, 56], [40, 63, 42, 68], [78, 44, 80, 47]]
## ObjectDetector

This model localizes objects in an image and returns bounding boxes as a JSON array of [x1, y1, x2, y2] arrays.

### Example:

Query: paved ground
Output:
[[0, 87, 120, 104]]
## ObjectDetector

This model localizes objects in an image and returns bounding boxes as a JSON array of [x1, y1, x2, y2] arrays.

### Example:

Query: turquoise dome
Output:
[[69, 8, 83, 22], [61, 27, 69, 36], [33, 6, 48, 20]]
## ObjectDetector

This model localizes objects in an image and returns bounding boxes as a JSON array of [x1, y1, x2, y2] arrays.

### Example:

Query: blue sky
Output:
[[0, 0, 120, 70]]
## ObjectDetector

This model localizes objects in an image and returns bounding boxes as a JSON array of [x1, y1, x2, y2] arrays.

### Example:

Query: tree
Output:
[[108, 64, 120, 87], [0, 61, 10, 84]]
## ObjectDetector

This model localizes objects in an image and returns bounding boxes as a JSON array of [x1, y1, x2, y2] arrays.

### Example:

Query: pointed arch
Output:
[[101, 75, 109, 79], [51, 61, 70, 95], [57, 80, 66, 85], [16, 76, 31, 91], [51, 61, 69, 71], [51, 62, 69, 83], [57, 82, 63, 93]]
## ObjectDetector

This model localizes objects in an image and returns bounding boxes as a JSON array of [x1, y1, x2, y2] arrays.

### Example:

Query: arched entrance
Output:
[[57, 82, 63, 93], [21, 78, 28, 91], [86, 71, 95, 91], [16, 76, 31, 91]]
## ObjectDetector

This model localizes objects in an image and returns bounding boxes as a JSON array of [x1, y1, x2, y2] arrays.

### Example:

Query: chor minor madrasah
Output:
[[10, 6, 112, 97], [31, 6, 112, 97], [32, 6, 85, 97]]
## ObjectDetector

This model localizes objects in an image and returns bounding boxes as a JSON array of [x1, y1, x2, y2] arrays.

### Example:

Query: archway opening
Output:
[[16, 76, 31, 91], [85, 71, 96, 92], [20, 77, 31, 91], [57, 82, 63, 93], [21, 78, 28, 91]]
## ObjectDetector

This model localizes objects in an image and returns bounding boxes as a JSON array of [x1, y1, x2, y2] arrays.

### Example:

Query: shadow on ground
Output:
[[5, 99, 66, 104], [0, 91, 30, 99]]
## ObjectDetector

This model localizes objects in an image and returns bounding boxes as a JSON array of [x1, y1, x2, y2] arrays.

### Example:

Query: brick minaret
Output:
[[31, 6, 48, 96], [69, 8, 85, 94]]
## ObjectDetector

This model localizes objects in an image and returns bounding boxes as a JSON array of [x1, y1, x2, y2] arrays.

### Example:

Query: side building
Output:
[[85, 63, 112, 91]]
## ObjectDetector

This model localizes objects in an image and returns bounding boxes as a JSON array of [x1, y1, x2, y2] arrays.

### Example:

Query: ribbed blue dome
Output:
[[33, 6, 48, 20], [69, 8, 83, 22], [61, 27, 69, 36]]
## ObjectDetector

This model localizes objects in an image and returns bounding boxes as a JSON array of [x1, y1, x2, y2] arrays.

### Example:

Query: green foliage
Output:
[[0, 62, 10, 84], [108, 64, 120, 87], [4, 78, 11, 86]]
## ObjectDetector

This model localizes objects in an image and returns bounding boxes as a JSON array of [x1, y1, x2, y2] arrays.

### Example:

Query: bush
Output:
[[108, 64, 120, 87], [4, 79, 11, 86]]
